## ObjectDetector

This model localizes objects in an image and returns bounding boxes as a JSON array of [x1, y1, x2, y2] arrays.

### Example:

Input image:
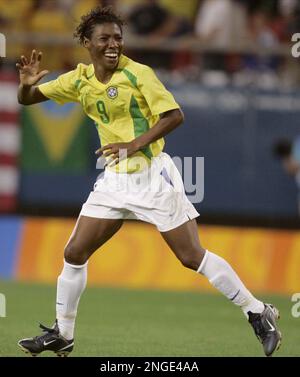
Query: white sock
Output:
[[56, 260, 88, 340], [197, 250, 264, 317]]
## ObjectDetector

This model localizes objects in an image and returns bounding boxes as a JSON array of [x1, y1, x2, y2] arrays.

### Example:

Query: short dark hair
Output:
[[74, 6, 124, 45], [273, 138, 292, 158]]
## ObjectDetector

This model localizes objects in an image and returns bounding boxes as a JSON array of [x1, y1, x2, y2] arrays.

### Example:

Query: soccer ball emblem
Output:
[[106, 86, 118, 99]]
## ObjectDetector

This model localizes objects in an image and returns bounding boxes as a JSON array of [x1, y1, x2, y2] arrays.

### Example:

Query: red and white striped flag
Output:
[[0, 70, 20, 212]]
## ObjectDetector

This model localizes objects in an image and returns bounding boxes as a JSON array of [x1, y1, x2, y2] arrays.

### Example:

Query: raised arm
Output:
[[16, 50, 50, 105]]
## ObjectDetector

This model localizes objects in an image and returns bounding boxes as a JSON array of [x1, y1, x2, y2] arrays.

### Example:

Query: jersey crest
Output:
[[106, 86, 118, 99]]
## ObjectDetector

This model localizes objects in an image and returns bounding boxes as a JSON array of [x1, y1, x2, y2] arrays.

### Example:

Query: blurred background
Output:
[[1, 0, 300, 222], [0, 1, 300, 356]]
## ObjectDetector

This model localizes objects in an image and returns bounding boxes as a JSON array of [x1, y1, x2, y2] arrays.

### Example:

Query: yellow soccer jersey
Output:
[[38, 55, 180, 173]]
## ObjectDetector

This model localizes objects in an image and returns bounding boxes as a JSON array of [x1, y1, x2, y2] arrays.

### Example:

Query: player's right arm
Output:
[[16, 50, 49, 105]]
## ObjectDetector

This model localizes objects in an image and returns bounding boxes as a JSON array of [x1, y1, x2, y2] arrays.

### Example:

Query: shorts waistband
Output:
[[104, 152, 167, 178]]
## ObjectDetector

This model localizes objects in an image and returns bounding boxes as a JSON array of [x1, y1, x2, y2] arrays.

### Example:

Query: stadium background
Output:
[[0, 0, 300, 356]]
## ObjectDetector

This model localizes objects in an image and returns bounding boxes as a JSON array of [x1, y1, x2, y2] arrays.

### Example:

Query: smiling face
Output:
[[84, 23, 124, 71]]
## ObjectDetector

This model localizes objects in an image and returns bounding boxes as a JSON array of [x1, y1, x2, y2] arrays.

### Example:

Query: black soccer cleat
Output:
[[18, 320, 74, 357], [248, 303, 282, 357]]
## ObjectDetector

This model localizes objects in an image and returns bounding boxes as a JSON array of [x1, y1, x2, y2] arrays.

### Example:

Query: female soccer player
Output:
[[17, 6, 281, 357]]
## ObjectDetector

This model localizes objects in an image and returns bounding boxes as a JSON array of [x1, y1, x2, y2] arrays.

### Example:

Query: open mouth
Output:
[[104, 51, 119, 63]]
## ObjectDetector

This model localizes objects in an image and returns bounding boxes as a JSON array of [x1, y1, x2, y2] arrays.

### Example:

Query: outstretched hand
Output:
[[16, 50, 49, 86]]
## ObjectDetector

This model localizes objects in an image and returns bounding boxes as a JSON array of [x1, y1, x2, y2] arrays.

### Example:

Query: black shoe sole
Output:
[[18, 342, 39, 357], [18, 342, 72, 357]]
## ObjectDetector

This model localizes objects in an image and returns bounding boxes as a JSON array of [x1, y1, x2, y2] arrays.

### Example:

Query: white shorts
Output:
[[80, 152, 199, 232]]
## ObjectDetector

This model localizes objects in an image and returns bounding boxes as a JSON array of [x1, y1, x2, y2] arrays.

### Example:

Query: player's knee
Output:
[[64, 243, 87, 265], [179, 248, 205, 271], [180, 255, 199, 270]]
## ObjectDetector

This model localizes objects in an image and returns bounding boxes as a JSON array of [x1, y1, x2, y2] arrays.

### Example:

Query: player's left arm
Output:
[[96, 108, 184, 163], [132, 108, 184, 149]]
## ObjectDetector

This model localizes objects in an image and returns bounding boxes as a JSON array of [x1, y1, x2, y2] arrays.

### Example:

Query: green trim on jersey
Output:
[[38, 55, 180, 172], [87, 72, 94, 80], [75, 79, 81, 89], [129, 95, 153, 160], [121, 69, 138, 88]]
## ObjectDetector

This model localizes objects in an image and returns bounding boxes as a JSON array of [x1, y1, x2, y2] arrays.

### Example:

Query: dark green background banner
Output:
[[21, 103, 94, 173]]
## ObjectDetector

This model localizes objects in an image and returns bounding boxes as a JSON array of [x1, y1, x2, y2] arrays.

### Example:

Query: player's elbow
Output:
[[173, 108, 184, 127], [17, 94, 30, 106], [18, 97, 36, 106], [17, 94, 24, 105], [18, 97, 27, 105], [178, 108, 184, 124], [161, 108, 184, 129]]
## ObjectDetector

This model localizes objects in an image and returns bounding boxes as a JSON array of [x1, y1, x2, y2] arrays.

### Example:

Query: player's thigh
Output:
[[65, 216, 123, 262], [160, 219, 205, 270]]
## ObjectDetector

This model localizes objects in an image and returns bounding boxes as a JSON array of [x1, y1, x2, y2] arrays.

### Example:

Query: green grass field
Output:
[[0, 280, 299, 357]]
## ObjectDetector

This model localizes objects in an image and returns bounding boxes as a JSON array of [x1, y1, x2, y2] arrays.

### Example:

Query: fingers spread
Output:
[[21, 55, 28, 65], [37, 52, 42, 62], [37, 70, 50, 80], [30, 49, 36, 64]]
